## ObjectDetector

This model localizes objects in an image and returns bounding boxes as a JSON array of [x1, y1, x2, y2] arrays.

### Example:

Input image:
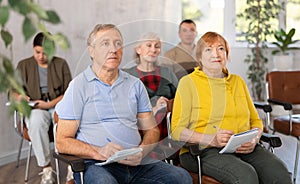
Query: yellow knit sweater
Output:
[[171, 67, 263, 154]]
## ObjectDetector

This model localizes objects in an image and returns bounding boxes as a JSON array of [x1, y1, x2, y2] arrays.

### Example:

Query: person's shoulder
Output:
[[120, 69, 139, 80], [67, 71, 86, 89], [122, 66, 136, 73], [229, 73, 243, 80], [158, 66, 174, 74], [164, 46, 178, 55], [51, 56, 68, 64], [17, 56, 36, 70], [228, 73, 247, 84], [18, 56, 35, 64]]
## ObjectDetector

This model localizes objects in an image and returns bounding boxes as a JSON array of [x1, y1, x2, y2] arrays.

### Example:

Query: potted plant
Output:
[[0, 1, 69, 117], [271, 28, 300, 70], [236, 0, 282, 101]]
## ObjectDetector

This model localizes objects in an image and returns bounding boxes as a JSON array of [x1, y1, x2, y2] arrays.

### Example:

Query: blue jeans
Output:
[[74, 159, 192, 184]]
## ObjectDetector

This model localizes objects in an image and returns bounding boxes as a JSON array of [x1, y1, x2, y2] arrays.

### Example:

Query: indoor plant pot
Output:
[[271, 28, 299, 71]]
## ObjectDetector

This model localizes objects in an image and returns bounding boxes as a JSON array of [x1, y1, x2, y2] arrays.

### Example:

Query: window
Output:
[[182, 0, 225, 40], [182, 0, 300, 45], [286, 0, 300, 39]]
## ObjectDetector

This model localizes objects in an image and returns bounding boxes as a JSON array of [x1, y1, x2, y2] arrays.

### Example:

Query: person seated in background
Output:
[[163, 19, 199, 79], [124, 32, 178, 142], [55, 24, 192, 184], [171, 31, 292, 184], [12, 32, 72, 184]]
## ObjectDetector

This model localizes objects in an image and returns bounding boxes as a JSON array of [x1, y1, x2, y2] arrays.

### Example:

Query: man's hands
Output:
[[118, 151, 143, 166], [97, 142, 143, 166]]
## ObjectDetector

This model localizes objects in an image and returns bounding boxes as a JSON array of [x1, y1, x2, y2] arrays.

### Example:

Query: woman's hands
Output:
[[235, 139, 257, 154], [235, 128, 261, 154], [212, 128, 261, 154], [211, 129, 234, 147]]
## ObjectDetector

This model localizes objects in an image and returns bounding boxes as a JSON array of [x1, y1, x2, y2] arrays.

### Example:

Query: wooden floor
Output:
[[0, 132, 299, 184], [0, 151, 69, 184]]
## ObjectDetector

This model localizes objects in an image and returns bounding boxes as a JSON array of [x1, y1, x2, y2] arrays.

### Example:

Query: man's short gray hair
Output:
[[87, 24, 123, 47]]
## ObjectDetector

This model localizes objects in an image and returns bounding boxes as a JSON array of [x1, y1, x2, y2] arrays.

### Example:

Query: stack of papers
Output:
[[95, 147, 143, 166], [219, 128, 259, 154]]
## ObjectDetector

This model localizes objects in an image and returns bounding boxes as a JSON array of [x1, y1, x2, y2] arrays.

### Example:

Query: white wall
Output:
[[0, 0, 183, 166]]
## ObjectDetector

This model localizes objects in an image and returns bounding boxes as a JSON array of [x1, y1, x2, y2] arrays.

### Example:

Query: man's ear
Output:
[[88, 46, 94, 58]]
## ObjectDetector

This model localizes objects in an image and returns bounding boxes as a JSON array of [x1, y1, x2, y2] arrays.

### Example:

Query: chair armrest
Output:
[[156, 143, 178, 160], [53, 152, 85, 173], [254, 102, 272, 113], [268, 98, 293, 110], [260, 133, 282, 148], [159, 141, 201, 156], [183, 143, 204, 156], [156, 140, 184, 159]]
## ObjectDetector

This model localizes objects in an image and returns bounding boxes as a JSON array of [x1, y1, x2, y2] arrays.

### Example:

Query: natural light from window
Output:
[[182, 0, 300, 44]]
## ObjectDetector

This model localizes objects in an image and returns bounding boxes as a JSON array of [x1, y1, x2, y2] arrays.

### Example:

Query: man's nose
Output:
[[109, 44, 118, 53]]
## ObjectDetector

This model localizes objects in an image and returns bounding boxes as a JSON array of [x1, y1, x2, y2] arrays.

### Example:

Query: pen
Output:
[[213, 125, 220, 131], [106, 138, 111, 142]]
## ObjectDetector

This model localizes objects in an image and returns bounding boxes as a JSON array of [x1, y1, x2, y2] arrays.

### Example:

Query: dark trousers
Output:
[[180, 145, 292, 184]]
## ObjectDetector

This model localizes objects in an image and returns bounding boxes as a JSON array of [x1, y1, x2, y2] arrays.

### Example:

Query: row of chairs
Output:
[[11, 70, 300, 183], [51, 102, 281, 184]]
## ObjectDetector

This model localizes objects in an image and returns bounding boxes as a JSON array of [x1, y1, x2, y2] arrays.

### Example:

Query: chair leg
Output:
[[293, 138, 300, 184], [16, 137, 24, 168], [25, 142, 32, 182], [80, 172, 84, 184], [55, 157, 60, 184], [197, 155, 201, 184]]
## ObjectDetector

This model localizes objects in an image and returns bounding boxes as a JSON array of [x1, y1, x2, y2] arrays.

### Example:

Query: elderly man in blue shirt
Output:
[[55, 24, 192, 184]]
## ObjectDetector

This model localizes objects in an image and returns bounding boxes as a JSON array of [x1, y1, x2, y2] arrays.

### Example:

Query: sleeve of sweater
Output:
[[171, 76, 193, 141], [241, 77, 263, 130]]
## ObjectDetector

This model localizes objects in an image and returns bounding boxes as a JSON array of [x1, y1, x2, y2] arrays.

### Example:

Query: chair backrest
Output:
[[266, 71, 300, 104], [14, 110, 31, 141], [13, 110, 54, 142]]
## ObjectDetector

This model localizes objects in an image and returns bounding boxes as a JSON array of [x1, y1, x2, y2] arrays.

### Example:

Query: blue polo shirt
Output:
[[55, 65, 152, 149]]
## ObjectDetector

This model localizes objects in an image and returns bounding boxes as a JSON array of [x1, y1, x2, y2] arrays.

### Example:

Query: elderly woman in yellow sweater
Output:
[[171, 31, 292, 184]]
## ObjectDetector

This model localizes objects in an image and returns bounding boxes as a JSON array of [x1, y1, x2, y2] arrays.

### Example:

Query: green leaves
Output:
[[22, 17, 36, 42], [43, 36, 56, 63], [52, 33, 70, 50], [0, 6, 9, 27], [4, 0, 63, 43], [8, 0, 31, 15], [0, 57, 31, 117], [28, 2, 48, 20], [45, 10, 61, 24], [1, 30, 12, 48], [236, 0, 282, 100], [271, 28, 300, 55], [0, 1, 69, 118]]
